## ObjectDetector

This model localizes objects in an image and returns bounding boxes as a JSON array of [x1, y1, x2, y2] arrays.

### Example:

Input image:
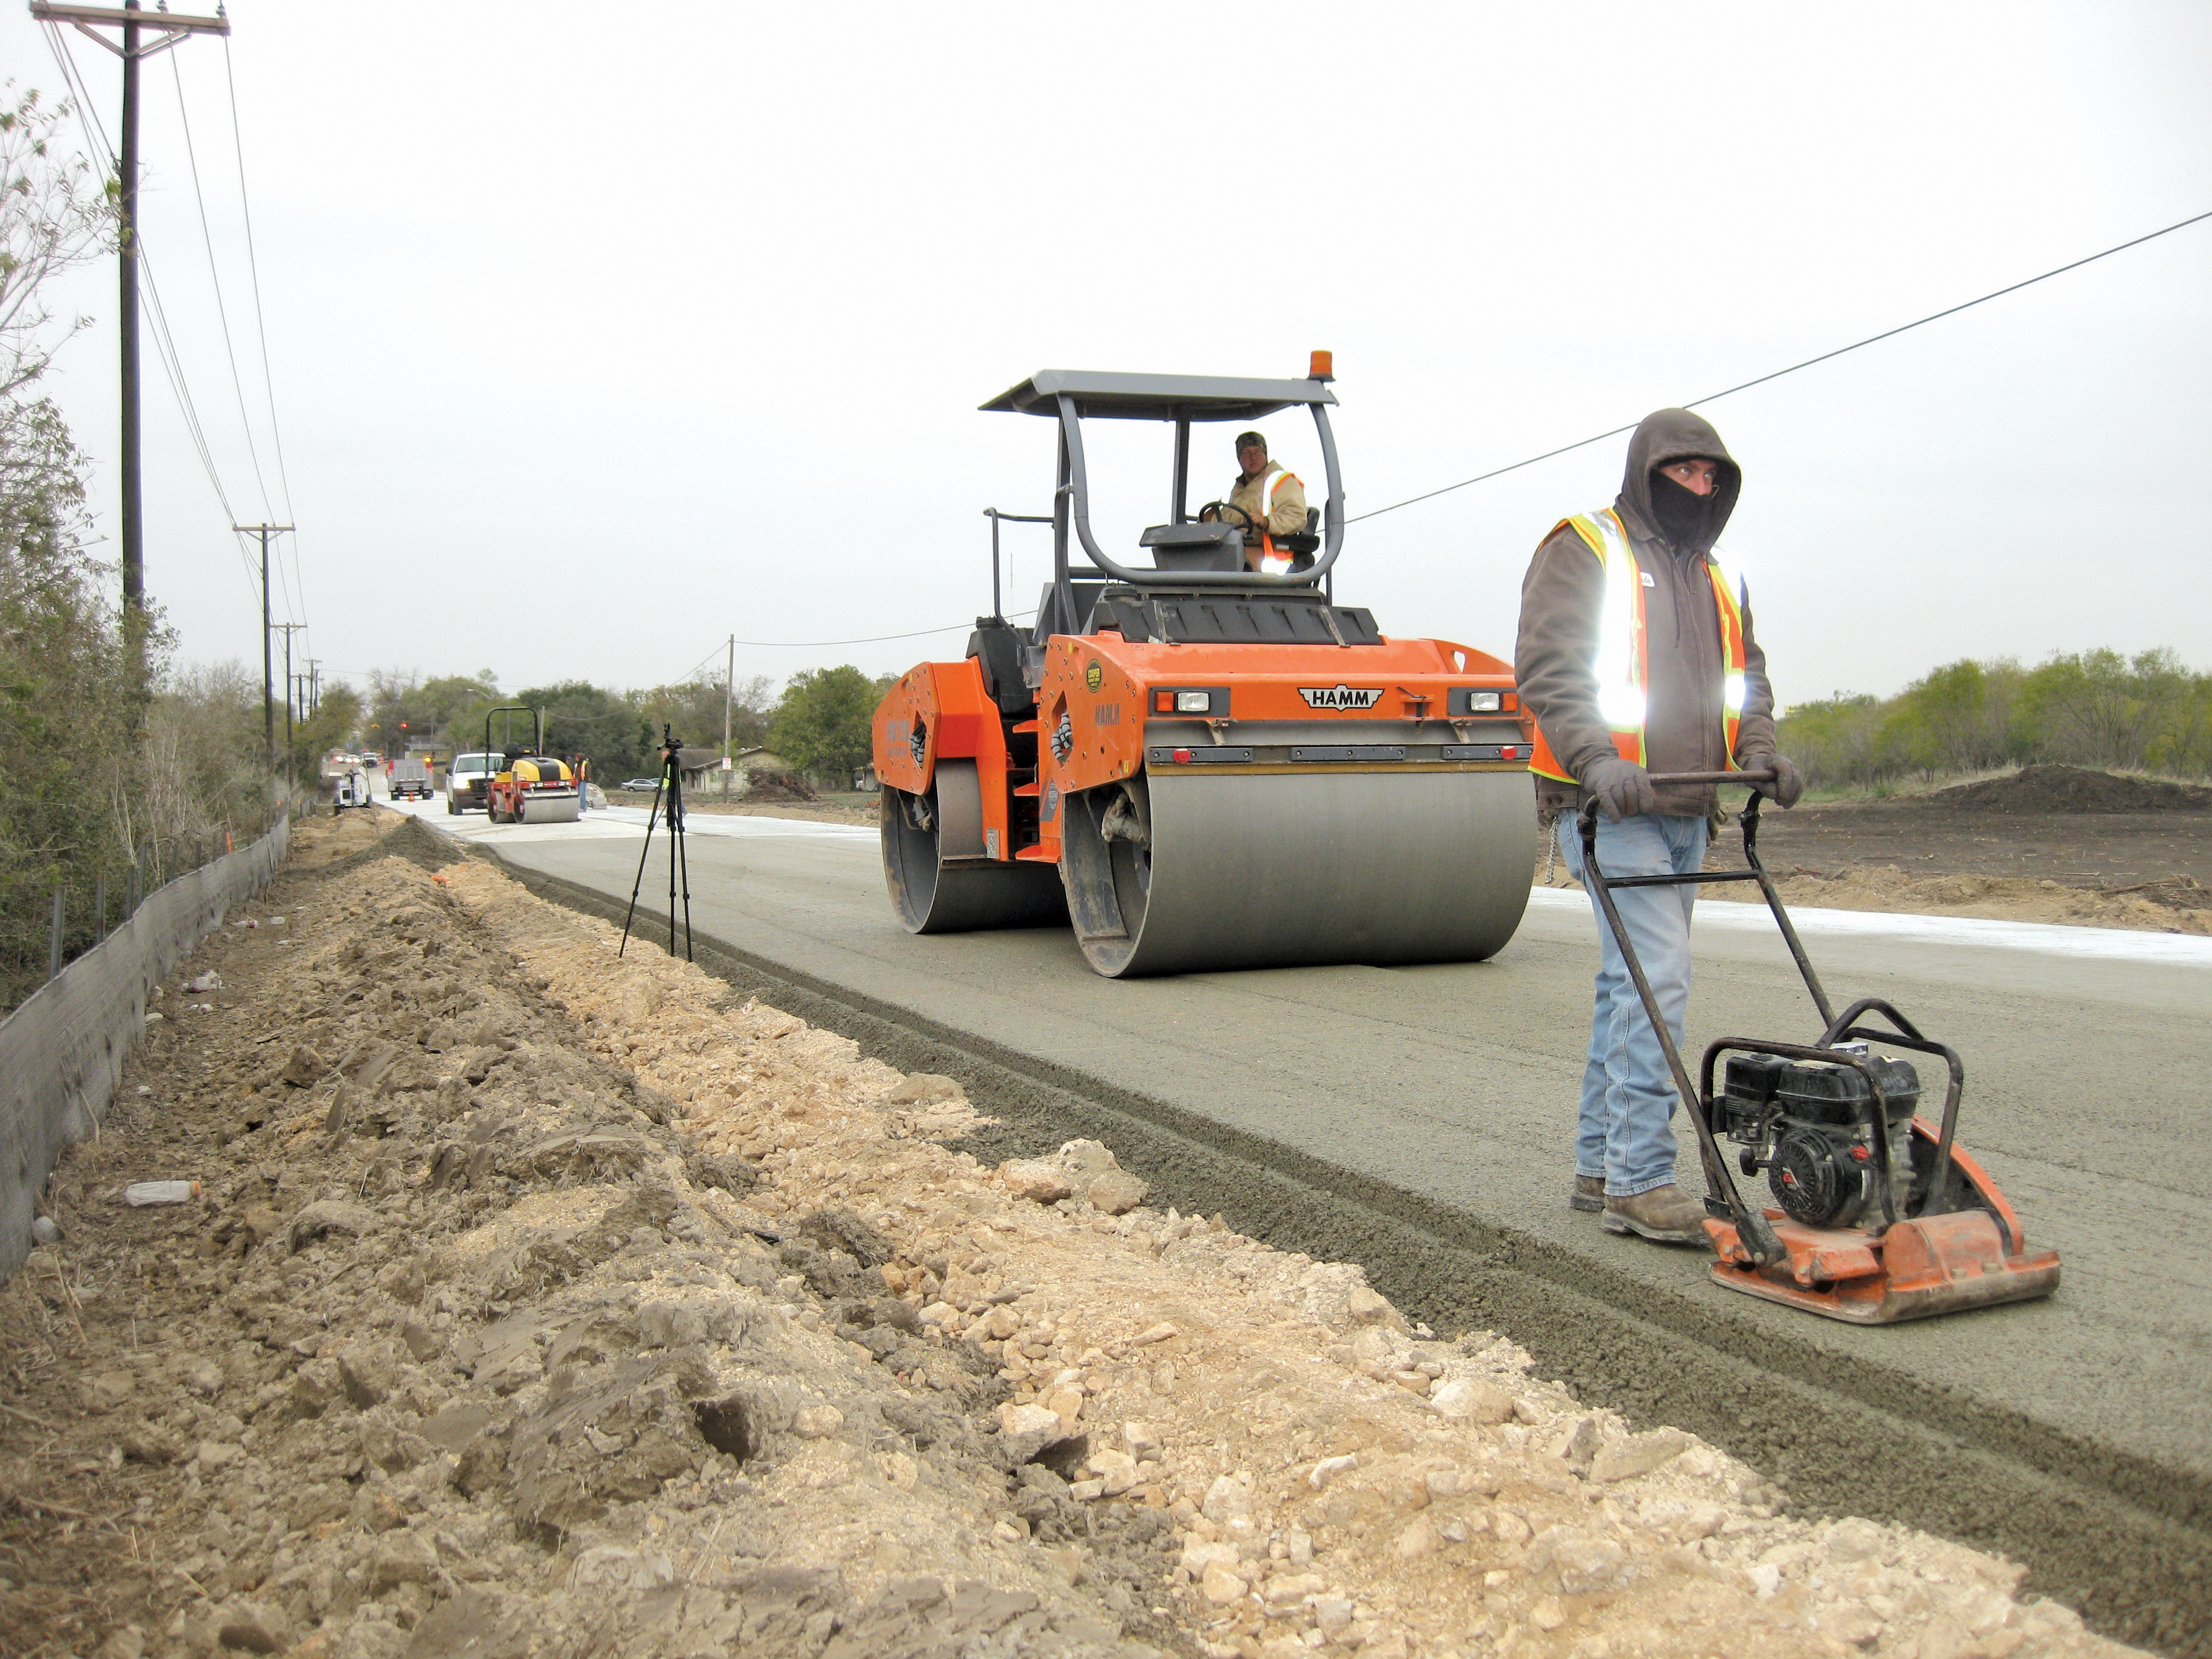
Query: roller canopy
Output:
[[982, 369, 1338, 422]]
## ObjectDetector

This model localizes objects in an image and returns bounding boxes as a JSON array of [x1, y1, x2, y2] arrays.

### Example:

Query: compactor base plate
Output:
[[1703, 1207, 2060, 1324]]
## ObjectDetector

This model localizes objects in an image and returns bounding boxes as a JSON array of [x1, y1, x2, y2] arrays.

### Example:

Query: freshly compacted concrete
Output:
[[394, 796, 2212, 1657]]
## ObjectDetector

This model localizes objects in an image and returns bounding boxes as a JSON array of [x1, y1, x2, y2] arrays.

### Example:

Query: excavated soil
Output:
[[1926, 766, 2211, 815], [0, 810, 2143, 1659]]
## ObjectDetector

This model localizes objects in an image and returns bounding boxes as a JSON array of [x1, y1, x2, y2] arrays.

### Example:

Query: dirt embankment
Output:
[[3, 811, 2140, 1659]]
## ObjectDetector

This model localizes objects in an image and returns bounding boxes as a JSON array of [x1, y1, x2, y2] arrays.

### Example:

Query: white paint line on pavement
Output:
[[1526, 883, 2212, 968]]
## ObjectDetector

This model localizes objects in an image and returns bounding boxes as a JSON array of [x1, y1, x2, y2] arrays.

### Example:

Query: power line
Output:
[[221, 40, 292, 524], [42, 22, 250, 596], [725, 611, 1039, 650], [1349, 207, 2212, 525], [169, 49, 274, 523]]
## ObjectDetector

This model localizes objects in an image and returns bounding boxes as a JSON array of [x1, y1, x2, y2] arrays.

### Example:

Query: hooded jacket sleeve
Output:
[[1515, 523, 1621, 783]]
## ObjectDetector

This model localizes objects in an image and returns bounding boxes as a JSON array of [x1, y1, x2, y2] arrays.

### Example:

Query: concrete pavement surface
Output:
[[394, 791, 2212, 1652]]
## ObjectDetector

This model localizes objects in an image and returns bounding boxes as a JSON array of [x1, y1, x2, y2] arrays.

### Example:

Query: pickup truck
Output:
[[391, 758, 432, 801], [447, 751, 496, 814]]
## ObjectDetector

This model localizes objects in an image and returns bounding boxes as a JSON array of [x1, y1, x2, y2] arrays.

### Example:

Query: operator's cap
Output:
[[1233, 430, 1267, 454]]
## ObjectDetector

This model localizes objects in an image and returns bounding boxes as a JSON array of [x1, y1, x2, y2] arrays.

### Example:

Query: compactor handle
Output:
[[1639, 769, 1776, 786]]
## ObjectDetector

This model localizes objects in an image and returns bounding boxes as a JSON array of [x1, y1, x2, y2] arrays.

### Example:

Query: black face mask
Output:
[[1647, 469, 1714, 547]]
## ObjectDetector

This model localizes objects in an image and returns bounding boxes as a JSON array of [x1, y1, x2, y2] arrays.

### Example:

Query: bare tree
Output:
[[0, 83, 115, 400]]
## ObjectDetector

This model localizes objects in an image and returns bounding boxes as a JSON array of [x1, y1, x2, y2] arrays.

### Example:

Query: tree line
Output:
[[2, 88, 283, 1009], [360, 664, 893, 786], [1776, 648, 2212, 789]]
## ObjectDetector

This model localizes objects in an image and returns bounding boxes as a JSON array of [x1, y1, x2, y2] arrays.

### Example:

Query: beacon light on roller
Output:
[[871, 355, 1538, 979]]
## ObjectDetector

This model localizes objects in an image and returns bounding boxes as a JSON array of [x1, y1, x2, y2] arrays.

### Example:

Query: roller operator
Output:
[[1201, 430, 1308, 572]]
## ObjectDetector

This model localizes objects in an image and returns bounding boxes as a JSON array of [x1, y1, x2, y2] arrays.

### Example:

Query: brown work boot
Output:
[[1601, 1184, 1711, 1245], [1570, 1175, 1605, 1213]]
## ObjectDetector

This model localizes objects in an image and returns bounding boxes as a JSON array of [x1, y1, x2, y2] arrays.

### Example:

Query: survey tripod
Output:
[[621, 726, 693, 961]]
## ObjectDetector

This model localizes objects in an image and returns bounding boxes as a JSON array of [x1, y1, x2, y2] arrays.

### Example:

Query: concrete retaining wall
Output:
[[0, 816, 290, 1280]]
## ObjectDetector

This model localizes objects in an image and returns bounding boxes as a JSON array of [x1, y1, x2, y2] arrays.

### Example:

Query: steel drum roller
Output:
[[883, 759, 1069, 934], [1061, 768, 1535, 977]]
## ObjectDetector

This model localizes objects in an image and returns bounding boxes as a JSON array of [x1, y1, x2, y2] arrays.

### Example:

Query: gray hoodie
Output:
[[1514, 409, 1777, 820]]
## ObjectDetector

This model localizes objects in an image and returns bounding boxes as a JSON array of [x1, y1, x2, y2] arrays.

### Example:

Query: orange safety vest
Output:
[[1527, 508, 1749, 784], [1240, 464, 1302, 573]]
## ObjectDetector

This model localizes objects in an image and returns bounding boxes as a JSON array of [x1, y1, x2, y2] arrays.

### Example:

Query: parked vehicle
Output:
[[447, 752, 497, 814]]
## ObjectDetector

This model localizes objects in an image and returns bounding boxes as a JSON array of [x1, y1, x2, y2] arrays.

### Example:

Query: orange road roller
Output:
[[873, 357, 1537, 977]]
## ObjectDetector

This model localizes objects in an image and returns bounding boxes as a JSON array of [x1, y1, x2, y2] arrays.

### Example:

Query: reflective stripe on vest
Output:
[[1527, 508, 1750, 783], [1245, 464, 1300, 572]]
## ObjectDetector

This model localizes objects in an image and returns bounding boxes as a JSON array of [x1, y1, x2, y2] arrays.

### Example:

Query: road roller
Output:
[[481, 705, 581, 826], [1578, 774, 2060, 1323], [872, 356, 1537, 977]]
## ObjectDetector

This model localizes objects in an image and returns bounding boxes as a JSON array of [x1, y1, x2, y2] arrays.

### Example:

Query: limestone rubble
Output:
[[0, 811, 2142, 1659]]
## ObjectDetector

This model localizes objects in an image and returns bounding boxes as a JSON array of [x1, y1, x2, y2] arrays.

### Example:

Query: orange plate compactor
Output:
[[873, 358, 1538, 978], [1577, 776, 2061, 1324]]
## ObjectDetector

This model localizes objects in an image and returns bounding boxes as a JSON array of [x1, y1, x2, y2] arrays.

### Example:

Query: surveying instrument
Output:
[[621, 726, 694, 961]]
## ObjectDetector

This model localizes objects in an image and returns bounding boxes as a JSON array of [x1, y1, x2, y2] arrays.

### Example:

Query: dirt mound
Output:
[[743, 769, 819, 804], [1930, 765, 2212, 814]]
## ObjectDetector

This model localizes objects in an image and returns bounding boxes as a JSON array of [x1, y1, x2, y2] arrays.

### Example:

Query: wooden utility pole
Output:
[[722, 633, 734, 802], [272, 621, 307, 774], [27, 2, 232, 640], [236, 523, 293, 770]]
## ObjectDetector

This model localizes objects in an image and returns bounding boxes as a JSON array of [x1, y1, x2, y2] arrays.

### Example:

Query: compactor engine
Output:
[[1720, 1049, 1922, 1230], [873, 357, 1538, 977]]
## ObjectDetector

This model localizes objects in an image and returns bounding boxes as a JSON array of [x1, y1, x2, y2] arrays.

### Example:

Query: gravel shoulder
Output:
[[0, 809, 2145, 1659]]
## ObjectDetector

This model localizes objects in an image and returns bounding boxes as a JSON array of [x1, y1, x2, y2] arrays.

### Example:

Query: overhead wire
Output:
[[725, 612, 1039, 649], [1347, 207, 2212, 525], [220, 37, 307, 634], [169, 49, 274, 524], [41, 22, 256, 602], [705, 214, 2212, 645]]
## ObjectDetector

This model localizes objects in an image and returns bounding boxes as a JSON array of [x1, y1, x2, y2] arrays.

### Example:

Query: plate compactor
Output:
[[1580, 773, 2061, 1324], [480, 705, 581, 826], [873, 357, 1537, 977]]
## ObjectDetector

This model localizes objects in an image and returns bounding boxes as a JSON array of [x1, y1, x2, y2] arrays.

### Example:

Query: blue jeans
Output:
[[1558, 812, 1709, 1198]]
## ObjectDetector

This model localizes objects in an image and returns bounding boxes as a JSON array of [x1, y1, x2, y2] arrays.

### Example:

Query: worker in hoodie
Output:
[[1515, 409, 1805, 1245]]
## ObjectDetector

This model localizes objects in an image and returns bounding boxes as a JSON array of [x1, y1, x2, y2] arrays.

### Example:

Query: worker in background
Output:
[[1202, 430, 1307, 572], [1516, 409, 1805, 1246]]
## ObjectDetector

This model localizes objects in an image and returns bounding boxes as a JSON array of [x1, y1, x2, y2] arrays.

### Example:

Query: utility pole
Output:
[[304, 659, 320, 721], [236, 523, 293, 770], [28, 2, 232, 652], [722, 633, 734, 802], [272, 622, 306, 776]]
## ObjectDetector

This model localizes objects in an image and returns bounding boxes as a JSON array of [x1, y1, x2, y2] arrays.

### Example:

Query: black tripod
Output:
[[621, 726, 693, 961]]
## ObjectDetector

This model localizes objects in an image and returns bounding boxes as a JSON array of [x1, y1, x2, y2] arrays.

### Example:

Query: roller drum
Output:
[[518, 791, 580, 825], [882, 759, 1068, 934], [1061, 768, 1533, 977]]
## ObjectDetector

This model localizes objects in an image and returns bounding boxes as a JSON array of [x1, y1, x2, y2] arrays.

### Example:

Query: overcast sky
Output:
[[10, 1, 2209, 711]]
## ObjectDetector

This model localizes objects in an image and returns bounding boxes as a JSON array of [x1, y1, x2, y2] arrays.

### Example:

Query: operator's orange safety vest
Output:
[[1245, 464, 1302, 574], [1527, 508, 1749, 784]]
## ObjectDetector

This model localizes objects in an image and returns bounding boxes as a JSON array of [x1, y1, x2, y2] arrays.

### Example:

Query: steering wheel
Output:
[[1197, 501, 1257, 531]]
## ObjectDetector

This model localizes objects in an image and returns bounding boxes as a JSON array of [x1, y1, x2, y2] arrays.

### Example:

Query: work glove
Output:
[[1581, 756, 1658, 823], [1737, 751, 1804, 808]]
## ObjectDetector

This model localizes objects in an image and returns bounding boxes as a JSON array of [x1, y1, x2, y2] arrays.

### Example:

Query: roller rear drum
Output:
[[881, 758, 1068, 934]]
